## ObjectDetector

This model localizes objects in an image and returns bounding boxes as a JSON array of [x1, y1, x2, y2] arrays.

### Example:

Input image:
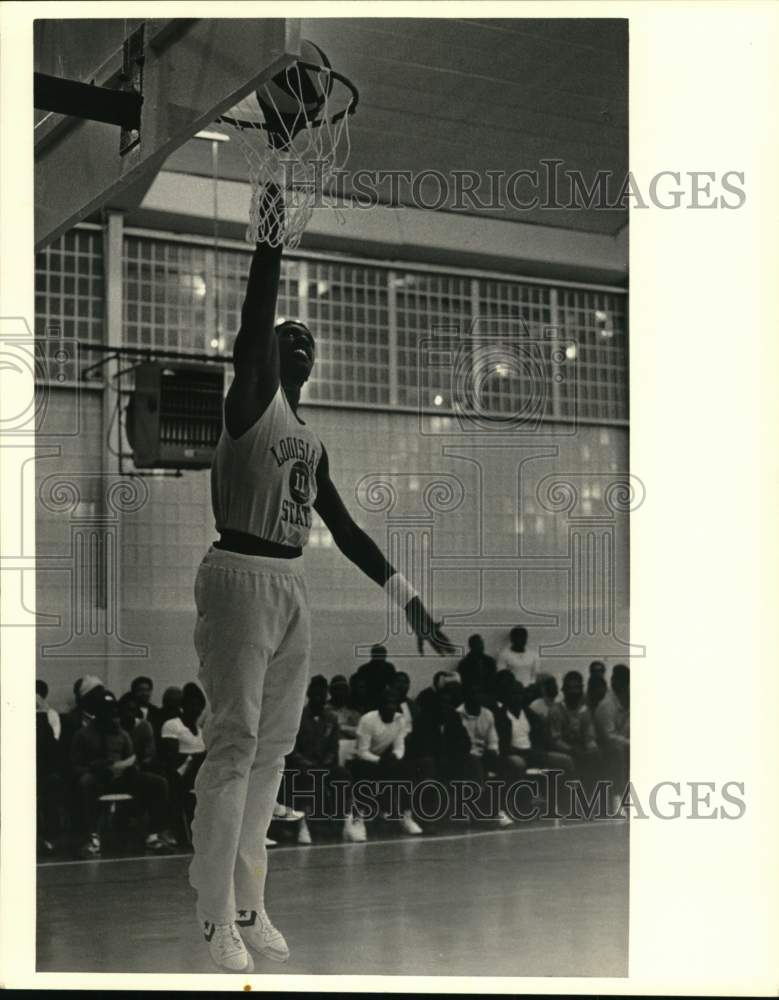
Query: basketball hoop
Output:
[[215, 41, 358, 248]]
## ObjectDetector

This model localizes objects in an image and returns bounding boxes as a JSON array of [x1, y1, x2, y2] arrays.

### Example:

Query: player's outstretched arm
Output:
[[224, 184, 285, 439], [314, 447, 456, 656]]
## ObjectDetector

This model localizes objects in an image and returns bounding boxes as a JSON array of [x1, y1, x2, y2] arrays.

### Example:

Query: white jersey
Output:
[[211, 386, 321, 548]]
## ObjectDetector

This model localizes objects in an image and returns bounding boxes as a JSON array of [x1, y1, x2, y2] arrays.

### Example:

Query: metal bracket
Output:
[[33, 23, 146, 155], [119, 24, 145, 155]]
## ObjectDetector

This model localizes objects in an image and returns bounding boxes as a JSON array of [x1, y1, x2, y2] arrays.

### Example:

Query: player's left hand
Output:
[[405, 596, 457, 656]]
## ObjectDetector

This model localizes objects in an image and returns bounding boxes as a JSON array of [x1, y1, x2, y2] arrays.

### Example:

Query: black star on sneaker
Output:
[[201, 920, 253, 972], [234, 909, 289, 962]]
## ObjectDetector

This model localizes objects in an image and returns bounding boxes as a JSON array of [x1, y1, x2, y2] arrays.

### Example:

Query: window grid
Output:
[[395, 272, 473, 410], [36, 228, 628, 424], [474, 280, 555, 418], [123, 237, 209, 352], [304, 260, 391, 407], [211, 247, 302, 359], [558, 289, 628, 421], [35, 228, 105, 384]]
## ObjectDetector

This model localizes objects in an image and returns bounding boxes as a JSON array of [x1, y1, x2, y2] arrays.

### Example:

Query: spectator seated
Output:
[[160, 682, 207, 846], [158, 686, 184, 734], [327, 674, 361, 765], [594, 664, 630, 805], [118, 693, 159, 773], [527, 673, 559, 722], [586, 673, 608, 715], [36, 679, 61, 741], [457, 684, 516, 827], [493, 670, 575, 812], [390, 671, 417, 742], [58, 676, 107, 839], [548, 671, 602, 801], [285, 676, 357, 844], [129, 675, 164, 741], [351, 685, 422, 838], [70, 690, 172, 858], [408, 679, 472, 820], [36, 685, 63, 854]]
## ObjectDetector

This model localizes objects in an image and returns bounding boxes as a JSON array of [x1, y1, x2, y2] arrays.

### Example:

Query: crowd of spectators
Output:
[[36, 627, 630, 858], [279, 632, 630, 843], [36, 675, 208, 858]]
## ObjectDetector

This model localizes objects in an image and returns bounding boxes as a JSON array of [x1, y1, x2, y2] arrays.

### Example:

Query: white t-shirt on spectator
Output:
[[457, 705, 499, 756], [497, 646, 540, 686], [528, 695, 558, 718], [356, 710, 405, 761], [161, 716, 206, 755], [498, 703, 532, 751], [36, 695, 61, 740], [46, 707, 61, 741]]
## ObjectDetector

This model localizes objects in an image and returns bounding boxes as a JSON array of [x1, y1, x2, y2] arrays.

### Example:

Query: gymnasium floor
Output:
[[37, 819, 628, 977]]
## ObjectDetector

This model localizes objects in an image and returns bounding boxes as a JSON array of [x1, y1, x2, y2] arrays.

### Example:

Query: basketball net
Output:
[[216, 62, 357, 249]]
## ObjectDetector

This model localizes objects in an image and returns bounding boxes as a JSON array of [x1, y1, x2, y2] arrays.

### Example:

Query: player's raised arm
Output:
[[224, 184, 285, 439], [314, 447, 456, 656]]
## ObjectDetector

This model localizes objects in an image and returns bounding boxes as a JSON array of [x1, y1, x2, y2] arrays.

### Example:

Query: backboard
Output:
[[34, 18, 302, 250]]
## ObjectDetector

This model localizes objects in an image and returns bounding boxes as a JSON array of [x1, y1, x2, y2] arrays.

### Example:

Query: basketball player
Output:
[[190, 185, 455, 972]]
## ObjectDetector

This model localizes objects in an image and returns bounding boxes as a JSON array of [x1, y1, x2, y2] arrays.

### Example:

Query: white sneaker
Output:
[[342, 815, 367, 843], [79, 833, 101, 858], [496, 810, 514, 828], [273, 803, 305, 822], [400, 811, 422, 835], [236, 909, 289, 963], [297, 818, 312, 845], [264, 836, 277, 848], [145, 832, 174, 854], [203, 921, 254, 973]]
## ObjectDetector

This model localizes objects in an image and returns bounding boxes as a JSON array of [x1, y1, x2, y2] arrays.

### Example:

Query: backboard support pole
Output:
[[101, 209, 125, 693], [34, 73, 142, 130]]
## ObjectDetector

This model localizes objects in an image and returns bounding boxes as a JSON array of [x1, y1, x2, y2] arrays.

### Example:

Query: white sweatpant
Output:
[[188, 546, 310, 925]]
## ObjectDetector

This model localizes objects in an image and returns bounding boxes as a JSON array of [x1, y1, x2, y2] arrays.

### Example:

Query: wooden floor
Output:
[[37, 820, 628, 978]]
